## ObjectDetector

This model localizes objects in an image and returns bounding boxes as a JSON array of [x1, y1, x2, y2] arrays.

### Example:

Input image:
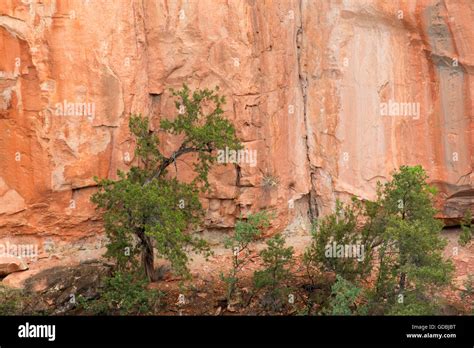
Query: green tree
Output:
[[92, 85, 242, 281], [305, 165, 453, 315], [253, 233, 294, 311], [221, 211, 270, 303], [369, 166, 453, 313], [459, 210, 472, 246], [325, 275, 367, 315], [304, 199, 373, 283], [459, 275, 474, 314]]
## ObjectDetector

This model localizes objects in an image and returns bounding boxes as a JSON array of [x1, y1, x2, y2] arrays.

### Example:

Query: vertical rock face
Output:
[[302, 0, 473, 222], [0, 0, 472, 250]]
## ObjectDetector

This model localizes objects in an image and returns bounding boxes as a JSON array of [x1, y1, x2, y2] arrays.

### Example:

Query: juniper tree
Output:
[[325, 275, 367, 315], [304, 165, 453, 315], [221, 211, 271, 303], [362, 166, 454, 313], [303, 199, 373, 283], [92, 85, 242, 281], [253, 234, 294, 310]]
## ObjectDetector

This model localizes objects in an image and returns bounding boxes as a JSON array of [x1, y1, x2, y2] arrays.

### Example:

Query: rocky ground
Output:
[[1, 228, 472, 316]]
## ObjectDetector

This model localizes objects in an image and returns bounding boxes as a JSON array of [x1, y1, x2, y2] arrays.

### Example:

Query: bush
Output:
[[0, 285, 40, 315], [304, 166, 453, 315], [461, 275, 474, 300], [304, 199, 373, 283], [325, 275, 367, 315], [0, 285, 24, 315], [78, 271, 163, 315], [253, 234, 294, 311], [460, 275, 474, 313], [387, 293, 440, 315], [221, 211, 271, 304], [459, 210, 472, 246]]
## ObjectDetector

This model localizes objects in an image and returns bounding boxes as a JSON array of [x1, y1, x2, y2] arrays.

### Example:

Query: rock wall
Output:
[[0, 0, 472, 252]]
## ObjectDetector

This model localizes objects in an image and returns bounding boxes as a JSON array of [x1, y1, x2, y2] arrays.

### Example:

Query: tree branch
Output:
[[144, 144, 195, 185], [143, 142, 214, 186]]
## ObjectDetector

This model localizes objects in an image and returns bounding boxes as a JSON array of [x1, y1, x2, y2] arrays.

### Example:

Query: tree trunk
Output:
[[137, 228, 155, 281], [399, 272, 406, 292]]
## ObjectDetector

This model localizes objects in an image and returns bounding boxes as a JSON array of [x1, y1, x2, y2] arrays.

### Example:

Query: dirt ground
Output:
[[145, 229, 474, 315], [2, 228, 473, 315], [147, 234, 318, 315]]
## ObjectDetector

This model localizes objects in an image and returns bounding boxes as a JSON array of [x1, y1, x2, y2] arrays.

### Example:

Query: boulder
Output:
[[0, 256, 28, 277]]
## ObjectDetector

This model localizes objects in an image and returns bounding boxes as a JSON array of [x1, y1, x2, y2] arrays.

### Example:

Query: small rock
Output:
[[0, 256, 28, 277], [226, 304, 237, 312]]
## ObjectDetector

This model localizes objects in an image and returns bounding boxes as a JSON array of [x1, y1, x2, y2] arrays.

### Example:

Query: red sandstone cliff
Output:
[[0, 0, 472, 254]]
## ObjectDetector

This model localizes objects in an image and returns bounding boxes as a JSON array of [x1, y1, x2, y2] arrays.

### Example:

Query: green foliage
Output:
[[160, 85, 243, 188], [370, 166, 453, 314], [92, 85, 241, 280], [387, 293, 439, 315], [0, 285, 40, 315], [380, 165, 439, 222], [0, 285, 24, 315], [253, 234, 294, 310], [460, 275, 474, 313], [305, 165, 453, 315], [304, 199, 373, 282], [460, 275, 474, 300], [78, 271, 163, 315], [221, 211, 271, 303], [92, 173, 206, 277], [325, 275, 367, 315], [459, 210, 472, 246]]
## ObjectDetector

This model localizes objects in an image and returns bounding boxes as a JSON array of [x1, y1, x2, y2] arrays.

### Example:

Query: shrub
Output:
[[0, 285, 24, 315], [304, 166, 454, 315], [253, 234, 294, 311], [461, 275, 474, 300], [0, 285, 39, 315], [304, 199, 374, 283], [261, 173, 280, 190], [325, 275, 367, 315], [459, 210, 472, 246], [460, 275, 474, 313], [387, 293, 440, 315], [221, 211, 271, 304], [77, 271, 163, 315]]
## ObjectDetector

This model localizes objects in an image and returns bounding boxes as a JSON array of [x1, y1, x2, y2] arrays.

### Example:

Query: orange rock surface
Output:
[[0, 0, 472, 253]]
